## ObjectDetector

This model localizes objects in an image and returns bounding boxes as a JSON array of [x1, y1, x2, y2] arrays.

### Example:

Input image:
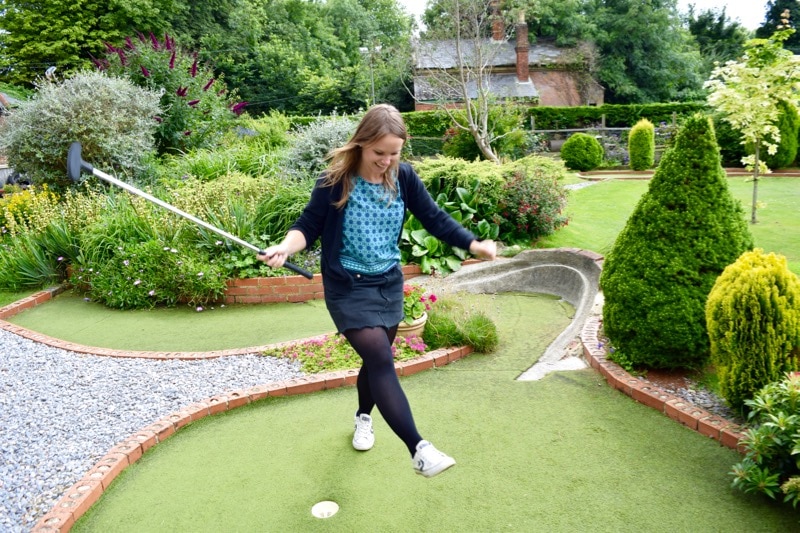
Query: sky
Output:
[[397, 1, 770, 31]]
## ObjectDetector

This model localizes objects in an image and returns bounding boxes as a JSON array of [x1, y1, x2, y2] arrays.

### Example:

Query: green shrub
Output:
[[100, 33, 243, 155], [441, 105, 537, 162], [0, 71, 161, 189], [707, 249, 800, 412], [496, 158, 569, 243], [560, 133, 604, 171], [713, 113, 748, 167], [628, 118, 655, 170], [281, 114, 357, 179], [600, 114, 753, 369], [731, 373, 800, 507], [763, 100, 800, 170], [423, 297, 498, 353], [71, 239, 227, 309]]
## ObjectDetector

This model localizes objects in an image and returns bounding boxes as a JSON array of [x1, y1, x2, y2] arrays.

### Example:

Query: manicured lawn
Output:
[[539, 176, 800, 275]]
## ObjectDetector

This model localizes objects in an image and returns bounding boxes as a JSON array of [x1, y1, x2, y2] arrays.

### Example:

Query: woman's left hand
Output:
[[469, 239, 497, 261]]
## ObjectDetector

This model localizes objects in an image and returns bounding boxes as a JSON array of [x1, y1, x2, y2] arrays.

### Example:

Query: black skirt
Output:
[[324, 264, 404, 332]]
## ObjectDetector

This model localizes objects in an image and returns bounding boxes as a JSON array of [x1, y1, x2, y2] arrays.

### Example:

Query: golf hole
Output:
[[311, 500, 339, 519]]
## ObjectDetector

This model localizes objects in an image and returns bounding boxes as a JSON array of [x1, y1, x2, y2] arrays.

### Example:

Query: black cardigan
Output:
[[290, 162, 477, 292]]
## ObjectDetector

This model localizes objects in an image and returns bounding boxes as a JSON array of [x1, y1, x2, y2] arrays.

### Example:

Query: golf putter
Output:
[[67, 142, 314, 279]]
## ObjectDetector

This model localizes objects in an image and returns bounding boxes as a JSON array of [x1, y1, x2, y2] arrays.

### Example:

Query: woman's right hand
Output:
[[257, 243, 290, 269]]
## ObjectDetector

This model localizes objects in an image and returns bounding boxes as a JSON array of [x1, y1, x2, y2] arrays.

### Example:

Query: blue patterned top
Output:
[[340, 176, 405, 274]]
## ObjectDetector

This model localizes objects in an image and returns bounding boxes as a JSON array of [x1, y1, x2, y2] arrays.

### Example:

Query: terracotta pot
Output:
[[397, 312, 427, 338]]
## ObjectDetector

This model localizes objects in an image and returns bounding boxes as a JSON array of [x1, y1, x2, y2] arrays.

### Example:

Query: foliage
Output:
[[403, 283, 437, 324], [261, 332, 428, 373], [756, 0, 800, 53], [560, 133, 603, 171], [422, 296, 498, 353], [705, 17, 800, 223], [712, 113, 748, 167], [684, 4, 749, 78], [99, 33, 243, 155], [281, 114, 357, 179], [442, 105, 537, 161], [401, 162, 501, 275], [628, 118, 655, 171], [731, 373, 800, 507], [590, 0, 704, 104], [0, 0, 170, 85], [707, 249, 800, 412], [70, 239, 227, 309], [600, 114, 754, 369], [526, 102, 708, 131], [762, 100, 800, 170], [0, 71, 161, 189], [495, 168, 568, 244]]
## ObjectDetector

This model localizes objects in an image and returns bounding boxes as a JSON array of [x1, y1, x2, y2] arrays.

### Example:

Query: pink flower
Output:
[[203, 78, 215, 91], [169, 50, 176, 69], [187, 99, 200, 107], [140, 65, 150, 78]]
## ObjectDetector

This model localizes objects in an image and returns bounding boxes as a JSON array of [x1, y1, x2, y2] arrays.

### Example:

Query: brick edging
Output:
[[579, 315, 746, 453], [31, 344, 473, 532]]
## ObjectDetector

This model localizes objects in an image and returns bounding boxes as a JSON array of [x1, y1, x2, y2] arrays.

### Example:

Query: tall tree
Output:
[[684, 4, 749, 77], [417, 0, 512, 163], [705, 11, 800, 224], [757, 0, 800, 53], [588, 0, 704, 104], [0, 0, 174, 85]]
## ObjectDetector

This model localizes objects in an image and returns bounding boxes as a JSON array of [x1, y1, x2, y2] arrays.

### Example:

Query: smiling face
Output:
[[357, 134, 404, 182]]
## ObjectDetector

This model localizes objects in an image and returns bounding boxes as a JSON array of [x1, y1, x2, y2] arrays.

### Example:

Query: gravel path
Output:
[[0, 328, 305, 532]]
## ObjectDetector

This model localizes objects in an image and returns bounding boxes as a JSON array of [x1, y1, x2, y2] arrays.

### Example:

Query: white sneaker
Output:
[[352, 413, 375, 451], [412, 440, 456, 477]]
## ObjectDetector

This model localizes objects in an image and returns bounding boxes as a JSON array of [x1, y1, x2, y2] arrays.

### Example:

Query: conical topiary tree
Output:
[[706, 249, 800, 412], [600, 114, 754, 369]]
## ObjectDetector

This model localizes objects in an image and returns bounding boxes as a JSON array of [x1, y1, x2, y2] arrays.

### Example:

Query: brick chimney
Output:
[[491, 0, 503, 42], [515, 10, 529, 82]]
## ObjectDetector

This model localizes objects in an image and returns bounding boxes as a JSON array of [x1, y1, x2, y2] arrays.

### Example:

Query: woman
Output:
[[259, 104, 496, 478]]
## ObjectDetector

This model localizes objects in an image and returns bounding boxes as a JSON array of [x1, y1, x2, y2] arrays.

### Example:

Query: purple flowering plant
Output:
[[96, 32, 246, 155]]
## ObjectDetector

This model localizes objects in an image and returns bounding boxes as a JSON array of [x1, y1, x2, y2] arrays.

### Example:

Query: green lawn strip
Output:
[[7, 292, 335, 351], [72, 294, 797, 531], [0, 289, 38, 308], [539, 176, 800, 275]]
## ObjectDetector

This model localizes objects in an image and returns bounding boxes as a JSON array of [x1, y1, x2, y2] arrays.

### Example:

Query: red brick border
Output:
[[580, 315, 746, 452], [31, 343, 472, 532]]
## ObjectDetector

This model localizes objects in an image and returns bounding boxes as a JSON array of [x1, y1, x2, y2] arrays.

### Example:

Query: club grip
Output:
[[258, 250, 314, 280]]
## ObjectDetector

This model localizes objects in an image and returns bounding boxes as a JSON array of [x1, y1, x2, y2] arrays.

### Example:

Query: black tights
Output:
[[344, 325, 422, 456]]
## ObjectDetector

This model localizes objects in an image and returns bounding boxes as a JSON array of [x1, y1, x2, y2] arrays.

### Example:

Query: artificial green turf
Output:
[[0, 289, 37, 308], [72, 293, 799, 532], [7, 292, 335, 351]]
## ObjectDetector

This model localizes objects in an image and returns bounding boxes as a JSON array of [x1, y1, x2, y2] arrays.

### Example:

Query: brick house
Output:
[[412, 13, 604, 111]]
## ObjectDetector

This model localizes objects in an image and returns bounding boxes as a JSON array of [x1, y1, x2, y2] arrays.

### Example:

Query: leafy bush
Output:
[[628, 118, 655, 170], [600, 114, 753, 369], [441, 105, 537, 161], [281, 114, 357, 179], [70, 239, 227, 309], [707, 249, 800, 412], [731, 373, 800, 507], [99, 33, 243, 155], [762, 100, 800, 170], [496, 156, 569, 243], [0, 71, 161, 189], [560, 132, 604, 171], [713, 113, 748, 167]]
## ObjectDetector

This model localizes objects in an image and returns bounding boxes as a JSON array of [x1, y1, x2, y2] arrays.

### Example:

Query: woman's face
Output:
[[359, 134, 404, 180]]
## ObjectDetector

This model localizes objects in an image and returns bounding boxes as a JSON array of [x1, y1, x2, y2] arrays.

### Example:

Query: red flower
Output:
[[202, 78, 215, 91], [176, 86, 188, 97], [140, 65, 150, 78], [187, 99, 200, 107], [169, 50, 176, 69]]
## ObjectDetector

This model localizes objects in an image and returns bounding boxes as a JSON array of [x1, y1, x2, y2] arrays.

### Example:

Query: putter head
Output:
[[67, 142, 94, 182]]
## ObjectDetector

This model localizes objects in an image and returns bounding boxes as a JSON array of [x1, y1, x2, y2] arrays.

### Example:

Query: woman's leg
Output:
[[346, 325, 421, 456]]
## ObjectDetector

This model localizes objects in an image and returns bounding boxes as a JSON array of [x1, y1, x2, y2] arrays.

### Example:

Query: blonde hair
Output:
[[322, 104, 408, 208]]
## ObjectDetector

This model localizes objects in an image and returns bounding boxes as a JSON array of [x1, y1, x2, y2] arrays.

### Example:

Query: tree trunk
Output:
[[751, 143, 760, 224]]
